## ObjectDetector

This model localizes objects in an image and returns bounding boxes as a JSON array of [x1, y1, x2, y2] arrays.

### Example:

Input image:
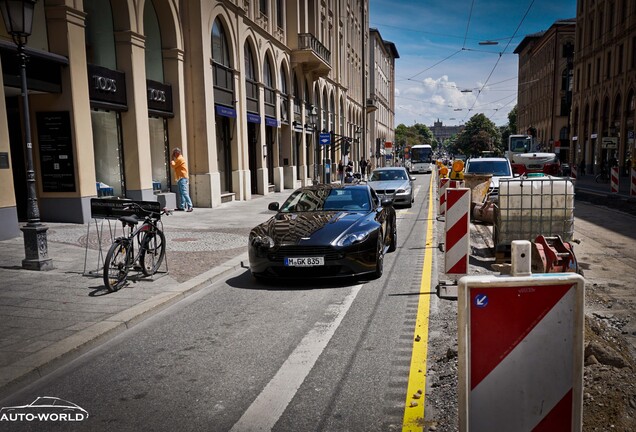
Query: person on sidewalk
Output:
[[171, 148, 193, 212], [359, 158, 367, 179]]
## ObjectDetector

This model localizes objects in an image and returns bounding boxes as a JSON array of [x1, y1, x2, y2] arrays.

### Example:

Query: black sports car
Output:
[[248, 184, 397, 280]]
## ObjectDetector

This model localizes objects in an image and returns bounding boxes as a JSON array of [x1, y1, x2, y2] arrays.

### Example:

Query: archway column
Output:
[[114, 30, 154, 201], [27, 5, 95, 224]]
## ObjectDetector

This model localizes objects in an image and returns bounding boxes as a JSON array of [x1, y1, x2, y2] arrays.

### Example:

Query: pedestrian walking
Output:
[[359, 157, 367, 179], [171, 147, 194, 212]]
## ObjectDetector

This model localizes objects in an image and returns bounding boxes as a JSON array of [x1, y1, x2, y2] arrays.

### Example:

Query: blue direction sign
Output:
[[319, 133, 331, 146], [474, 293, 488, 308]]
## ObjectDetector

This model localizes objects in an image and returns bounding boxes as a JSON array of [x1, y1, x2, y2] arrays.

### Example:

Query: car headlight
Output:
[[336, 232, 370, 247], [396, 187, 411, 194], [250, 234, 275, 248]]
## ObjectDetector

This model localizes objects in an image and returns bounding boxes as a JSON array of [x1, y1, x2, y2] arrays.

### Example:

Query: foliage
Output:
[[395, 123, 435, 149], [507, 105, 517, 133], [499, 105, 518, 156], [454, 113, 501, 157]]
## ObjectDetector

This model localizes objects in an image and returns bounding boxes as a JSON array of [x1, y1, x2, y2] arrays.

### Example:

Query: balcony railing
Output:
[[291, 33, 331, 78]]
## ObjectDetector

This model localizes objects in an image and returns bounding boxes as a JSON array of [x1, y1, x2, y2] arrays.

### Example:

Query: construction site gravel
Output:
[[425, 196, 636, 431]]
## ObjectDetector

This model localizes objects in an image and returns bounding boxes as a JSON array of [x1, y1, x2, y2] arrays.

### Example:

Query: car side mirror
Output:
[[380, 197, 394, 207], [410, 176, 416, 181], [268, 202, 280, 211]]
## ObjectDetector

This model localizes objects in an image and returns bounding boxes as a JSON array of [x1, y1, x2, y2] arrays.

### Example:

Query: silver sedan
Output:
[[367, 167, 415, 208]]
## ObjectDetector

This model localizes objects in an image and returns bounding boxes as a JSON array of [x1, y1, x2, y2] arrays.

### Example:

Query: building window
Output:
[[596, 57, 601, 84], [144, 1, 163, 82], [263, 57, 275, 113], [84, 0, 117, 69], [606, 51, 612, 78], [244, 43, 258, 108], [280, 66, 288, 123], [260, 0, 268, 16], [276, 0, 284, 29], [212, 19, 234, 106], [212, 19, 231, 67]]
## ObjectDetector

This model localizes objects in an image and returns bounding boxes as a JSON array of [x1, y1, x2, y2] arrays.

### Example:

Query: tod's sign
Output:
[[147, 79, 173, 115], [87, 64, 127, 108]]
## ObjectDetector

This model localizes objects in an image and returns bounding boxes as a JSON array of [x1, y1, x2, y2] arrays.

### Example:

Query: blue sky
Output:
[[369, 0, 577, 127]]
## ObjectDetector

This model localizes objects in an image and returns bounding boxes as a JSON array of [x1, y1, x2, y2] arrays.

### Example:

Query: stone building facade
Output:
[[569, 0, 636, 177], [0, 0, 396, 241], [429, 119, 463, 145], [369, 28, 398, 167], [514, 19, 575, 163]]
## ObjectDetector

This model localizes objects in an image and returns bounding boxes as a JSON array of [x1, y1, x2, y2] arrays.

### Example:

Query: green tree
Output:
[[507, 105, 517, 134], [499, 105, 518, 155], [455, 113, 501, 157], [395, 123, 435, 149]]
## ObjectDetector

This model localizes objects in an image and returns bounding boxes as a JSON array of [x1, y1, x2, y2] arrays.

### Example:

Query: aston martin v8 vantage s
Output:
[[248, 184, 397, 280]]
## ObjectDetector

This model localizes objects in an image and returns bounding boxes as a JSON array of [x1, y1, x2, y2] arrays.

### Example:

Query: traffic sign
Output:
[[319, 133, 331, 146], [458, 272, 585, 431]]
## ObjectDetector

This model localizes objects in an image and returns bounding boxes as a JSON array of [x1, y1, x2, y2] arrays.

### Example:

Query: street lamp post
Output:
[[1, 0, 52, 270], [308, 105, 319, 184]]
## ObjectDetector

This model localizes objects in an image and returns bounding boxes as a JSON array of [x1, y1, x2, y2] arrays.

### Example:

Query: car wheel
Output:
[[373, 233, 384, 279], [388, 221, 397, 253]]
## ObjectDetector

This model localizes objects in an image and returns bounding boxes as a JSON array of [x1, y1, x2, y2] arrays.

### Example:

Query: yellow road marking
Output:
[[402, 178, 435, 431]]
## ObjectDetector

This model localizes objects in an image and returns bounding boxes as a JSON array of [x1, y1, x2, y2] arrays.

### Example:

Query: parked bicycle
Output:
[[103, 202, 171, 292]]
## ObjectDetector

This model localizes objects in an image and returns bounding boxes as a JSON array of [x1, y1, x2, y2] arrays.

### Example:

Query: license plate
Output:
[[284, 257, 324, 267]]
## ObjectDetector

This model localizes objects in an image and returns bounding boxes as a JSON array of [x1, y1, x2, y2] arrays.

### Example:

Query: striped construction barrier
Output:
[[445, 187, 470, 276], [631, 167, 636, 197], [458, 267, 585, 431], [438, 178, 450, 216], [610, 166, 619, 193], [570, 165, 577, 182]]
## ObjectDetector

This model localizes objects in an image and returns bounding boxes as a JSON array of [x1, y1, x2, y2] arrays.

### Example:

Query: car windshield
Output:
[[466, 160, 511, 176], [369, 170, 408, 181], [279, 188, 371, 212]]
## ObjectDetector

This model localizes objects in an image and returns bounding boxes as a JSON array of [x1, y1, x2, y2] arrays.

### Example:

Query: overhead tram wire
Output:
[[462, 0, 476, 49], [462, 0, 536, 123], [406, 49, 463, 81]]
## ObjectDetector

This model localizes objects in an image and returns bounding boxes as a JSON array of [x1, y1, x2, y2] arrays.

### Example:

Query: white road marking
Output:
[[229, 284, 363, 432]]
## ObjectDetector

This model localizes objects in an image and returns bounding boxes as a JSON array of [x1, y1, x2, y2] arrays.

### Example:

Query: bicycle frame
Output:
[[118, 216, 159, 266], [103, 202, 171, 292]]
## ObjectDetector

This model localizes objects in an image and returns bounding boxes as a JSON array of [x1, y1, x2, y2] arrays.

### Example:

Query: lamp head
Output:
[[0, 0, 37, 45]]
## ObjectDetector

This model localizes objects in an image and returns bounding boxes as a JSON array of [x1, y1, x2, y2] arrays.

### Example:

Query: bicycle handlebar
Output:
[[122, 202, 172, 218]]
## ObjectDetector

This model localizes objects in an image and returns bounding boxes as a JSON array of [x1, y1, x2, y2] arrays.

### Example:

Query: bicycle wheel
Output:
[[103, 239, 131, 292], [140, 230, 166, 276]]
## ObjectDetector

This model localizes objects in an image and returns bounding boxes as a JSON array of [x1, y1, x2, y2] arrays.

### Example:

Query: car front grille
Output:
[[375, 189, 396, 195]]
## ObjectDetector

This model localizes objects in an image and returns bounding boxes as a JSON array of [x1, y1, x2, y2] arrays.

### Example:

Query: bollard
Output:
[[438, 178, 450, 216], [610, 166, 619, 194], [444, 187, 471, 276]]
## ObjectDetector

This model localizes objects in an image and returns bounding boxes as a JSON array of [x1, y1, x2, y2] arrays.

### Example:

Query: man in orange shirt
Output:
[[171, 148, 193, 212]]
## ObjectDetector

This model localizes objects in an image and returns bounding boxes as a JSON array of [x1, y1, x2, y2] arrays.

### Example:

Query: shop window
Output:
[[91, 109, 124, 197], [149, 117, 170, 193]]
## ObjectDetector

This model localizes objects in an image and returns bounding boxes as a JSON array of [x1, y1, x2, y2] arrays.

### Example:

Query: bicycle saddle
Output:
[[120, 215, 140, 225]]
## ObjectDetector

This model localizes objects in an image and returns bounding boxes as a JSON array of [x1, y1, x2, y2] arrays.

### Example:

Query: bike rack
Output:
[[84, 198, 170, 282]]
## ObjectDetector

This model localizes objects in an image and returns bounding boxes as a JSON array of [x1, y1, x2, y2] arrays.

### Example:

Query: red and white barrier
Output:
[[445, 187, 470, 276], [631, 167, 636, 197], [610, 166, 619, 193], [458, 263, 585, 431], [570, 165, 577, 182], [438, 178, 450, 216]]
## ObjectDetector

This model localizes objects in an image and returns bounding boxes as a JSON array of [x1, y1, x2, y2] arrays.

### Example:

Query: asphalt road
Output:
[[0, 176, 438, 432]]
